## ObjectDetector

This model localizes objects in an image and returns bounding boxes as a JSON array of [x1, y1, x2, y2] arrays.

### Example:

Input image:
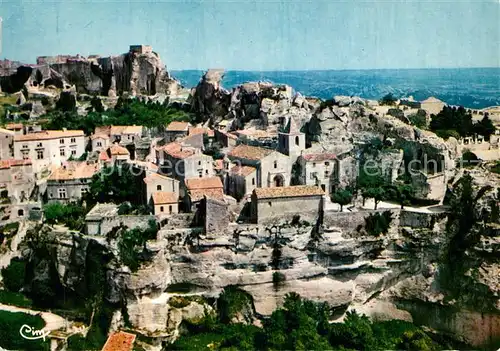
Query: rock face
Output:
[[0, 47, 180, 97]]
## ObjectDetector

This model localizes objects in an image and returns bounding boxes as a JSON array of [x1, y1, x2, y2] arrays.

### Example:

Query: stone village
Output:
[[0, 46, 499, 350]]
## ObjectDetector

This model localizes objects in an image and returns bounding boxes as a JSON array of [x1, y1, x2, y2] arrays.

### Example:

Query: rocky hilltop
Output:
[[0, 45, 180, 96]]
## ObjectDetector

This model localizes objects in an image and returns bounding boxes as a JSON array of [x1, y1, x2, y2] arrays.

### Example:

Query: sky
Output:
[[0, 0, 498, 70]]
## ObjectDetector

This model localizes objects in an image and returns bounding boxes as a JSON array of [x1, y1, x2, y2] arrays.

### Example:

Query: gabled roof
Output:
[[143, 172, 178, 184], [189, 188, 225, 202], [160, 142, 197, 159], [254, 185, 324, 199], [109, 144, 130, 156], [152, 191, 178, 204], [90, 133, 110, 140], [101, 331, 136, 351], [166, 121, 191, 132], [228, 144, 274, 161], [48, 162, 99, 181], [185, 176, 223, 190], [99, 150, 111, 161], [14, 130, 84, 141], [230, 165, 257, 176]]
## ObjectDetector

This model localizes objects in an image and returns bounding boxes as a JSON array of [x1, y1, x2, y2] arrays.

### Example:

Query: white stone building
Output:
[[297, 153, 339, 197], [13, 129, 85, 175], [143, 172, 180, 205], [251, 185, 324, 223], [151, 191, 179, 216], [227, 144, 292, 189], [0, 159, 35, 203]]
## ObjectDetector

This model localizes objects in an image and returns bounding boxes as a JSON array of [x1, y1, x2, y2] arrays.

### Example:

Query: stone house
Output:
[[297, 153, 339, 197], [165, 121, 191, 142], [184, 176, 224, 211], [107, 144, 130, 165], [13, 129, 86, 175], [93, 125, 143, 145], [151, 191, 179, 216], [46, 161, 99, 203], [90, 133, 110, 152], [4, 123, 23, 135], [156, 141, 214, 184], [0, 159, 35, 203], [227, 144, 292, 189], [226, 165, 257, 200], [143, 171, 180, 205], [0, 128, 14, 159], [251, 185, 324, 224]]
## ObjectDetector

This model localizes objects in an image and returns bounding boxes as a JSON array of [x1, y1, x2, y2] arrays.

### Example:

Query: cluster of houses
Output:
[[0, 115, 357, 225]]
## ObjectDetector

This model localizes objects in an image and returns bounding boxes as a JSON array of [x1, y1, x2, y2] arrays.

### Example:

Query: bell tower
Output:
[[278, 117, 305, 162]]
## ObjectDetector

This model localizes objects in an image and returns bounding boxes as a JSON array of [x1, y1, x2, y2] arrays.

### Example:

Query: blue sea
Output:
[[171, 68, 500, 109]]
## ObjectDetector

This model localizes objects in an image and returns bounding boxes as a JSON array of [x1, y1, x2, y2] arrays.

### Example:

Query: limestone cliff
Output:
[[0, 47, 180, 97]]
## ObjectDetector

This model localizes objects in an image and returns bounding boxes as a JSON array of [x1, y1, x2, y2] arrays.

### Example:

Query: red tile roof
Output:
[[101, 331, 136, 351], [230, 165, 256, 176], [185, 177, 223, 190], [14, 130, 84, 141], [160, 142, 197, 159], [190, 188, 225, 202], [48, 162, 99, 181], [5, 123, 23, 130], [143, 172, 178, 184], [109, 144, 130, 156], [152, 191, 178, 204], [228, 144, 274, 161], [166, 121, 190, 132], [253, 185, 324, 199], [301, 153, 337, 162], [0, 159, 32, 169]]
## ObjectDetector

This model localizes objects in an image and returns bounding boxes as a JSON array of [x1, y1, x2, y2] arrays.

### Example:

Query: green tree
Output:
[[85, 163, 143, 207], [473, 113, 496, 140], [1, 259, 26, 292], [43, 202, 86, 230], [379, 93, 397, 106], [331, 189, 353, 212], [430, 105, 473, 138], [408, 110, 427, 129]]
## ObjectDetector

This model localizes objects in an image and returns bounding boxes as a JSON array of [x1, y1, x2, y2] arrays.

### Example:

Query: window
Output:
[[169, 205, 172, 214], [273, 161, 277, 169], [295, 135, 300, 146], [160, 206, 164, 212], [36, 142, 42, 148], [18, 209, 24, 217], [198, 161, 202, 166], [205, 169, 208, 174], [97, 141, 102, 147], [58, 188, 67, 199], [312, 163, 316, 167], [60, 139, 64, 144], [70, 138, 76, 143], [37, 150, 44, 159], [71, 150, 77, 156], [324, 162, 330, 166], [268, 201, 272, 207], [157, 185, 162, 191], [198, 171, 203, 177], [22, 144, 28, 149], [252, 178, 255, 185], [321, 184, 326, 191], [310, 172, 317, 180], [22, 151, 29, 160], [60, 148, 65, 156], [324, 170, 329, 177]]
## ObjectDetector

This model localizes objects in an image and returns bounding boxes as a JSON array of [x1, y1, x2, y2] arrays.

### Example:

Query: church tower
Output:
[[278, 117, 306, 162]]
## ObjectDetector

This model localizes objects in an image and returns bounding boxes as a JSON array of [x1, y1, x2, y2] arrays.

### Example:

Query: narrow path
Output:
[[0, 303, 68, 332]]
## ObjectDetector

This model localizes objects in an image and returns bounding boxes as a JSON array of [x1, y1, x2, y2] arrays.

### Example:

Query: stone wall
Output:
[[99, 215, 156, 235], [323, 209, 401, 232], [204, 197, 230, 235], [399, 210, 443, 229]]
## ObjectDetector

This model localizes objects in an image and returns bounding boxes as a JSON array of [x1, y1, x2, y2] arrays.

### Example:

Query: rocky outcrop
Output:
[[189, 69, 230, 124], [0, 47, 180, 97]]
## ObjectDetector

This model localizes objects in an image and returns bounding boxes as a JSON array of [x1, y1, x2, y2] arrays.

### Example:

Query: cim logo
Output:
[[19, 324, 50, 341]]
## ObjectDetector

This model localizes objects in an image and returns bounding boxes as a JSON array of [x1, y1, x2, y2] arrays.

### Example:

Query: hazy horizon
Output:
[[1, 0, 498, 71]]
